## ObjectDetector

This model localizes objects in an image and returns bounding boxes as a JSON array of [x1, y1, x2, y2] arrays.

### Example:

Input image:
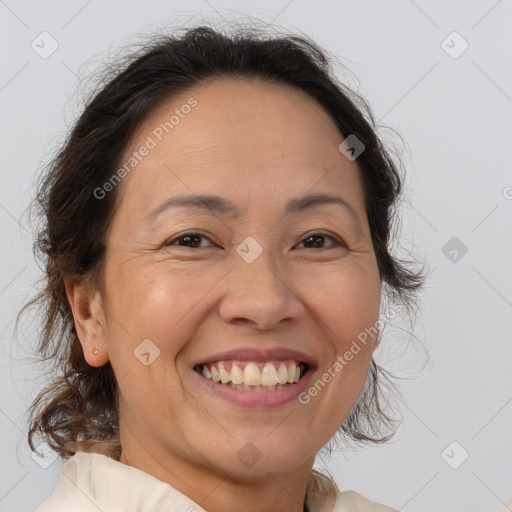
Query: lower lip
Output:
[[194, 367, 316, 408]]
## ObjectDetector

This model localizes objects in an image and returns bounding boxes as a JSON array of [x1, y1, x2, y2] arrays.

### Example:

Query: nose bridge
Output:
[[238, 246, 284, 292], [218, 238, 304, 329]]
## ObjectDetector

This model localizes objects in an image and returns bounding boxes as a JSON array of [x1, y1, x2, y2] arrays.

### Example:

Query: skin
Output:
[[65, 78, 382, 512]]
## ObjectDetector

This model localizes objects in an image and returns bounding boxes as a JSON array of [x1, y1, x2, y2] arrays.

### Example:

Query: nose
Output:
[[217, 252, 306, 331]]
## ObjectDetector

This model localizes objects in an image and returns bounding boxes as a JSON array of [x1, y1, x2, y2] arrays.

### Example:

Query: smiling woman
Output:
[[20, 25, 423, 512]]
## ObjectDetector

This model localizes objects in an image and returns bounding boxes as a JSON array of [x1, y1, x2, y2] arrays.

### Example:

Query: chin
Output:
[[201, 435, 313, 477]]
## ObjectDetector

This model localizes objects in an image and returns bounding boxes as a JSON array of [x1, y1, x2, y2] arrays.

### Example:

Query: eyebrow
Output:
[[141, 193, 361, 225]]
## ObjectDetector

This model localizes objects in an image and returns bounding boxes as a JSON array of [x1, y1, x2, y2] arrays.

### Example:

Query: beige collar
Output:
[[36, 451, 397, 512]]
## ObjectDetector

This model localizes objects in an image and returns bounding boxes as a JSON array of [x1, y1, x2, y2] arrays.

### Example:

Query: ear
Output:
[[64, 275, 109, 367]]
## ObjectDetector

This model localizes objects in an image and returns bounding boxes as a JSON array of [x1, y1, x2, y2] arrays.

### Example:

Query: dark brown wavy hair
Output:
[[19, 25, 423, 477]]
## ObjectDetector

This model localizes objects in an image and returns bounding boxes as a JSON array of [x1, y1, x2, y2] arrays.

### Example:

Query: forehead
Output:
[[115, 78, 365, 219]]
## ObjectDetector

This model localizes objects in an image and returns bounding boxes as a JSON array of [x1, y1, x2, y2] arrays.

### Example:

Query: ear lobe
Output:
[[64, 275, 109, 367]]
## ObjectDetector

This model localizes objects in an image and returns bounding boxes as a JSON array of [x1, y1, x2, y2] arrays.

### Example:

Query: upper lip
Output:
[[193, 347, 317, 368]]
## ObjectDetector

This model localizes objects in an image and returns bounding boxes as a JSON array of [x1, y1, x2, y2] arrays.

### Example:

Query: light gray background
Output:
[[1, 1, 511, 511]]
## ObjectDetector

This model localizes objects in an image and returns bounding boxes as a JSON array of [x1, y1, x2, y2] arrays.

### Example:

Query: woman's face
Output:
[[86, 79, 381, 480]]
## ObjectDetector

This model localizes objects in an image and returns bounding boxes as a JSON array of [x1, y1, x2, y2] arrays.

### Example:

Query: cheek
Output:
[[105, 263, 226, 354], [103, 266, 212, 418], [302, 260, 381, 347], [293, 261, 381, 436]]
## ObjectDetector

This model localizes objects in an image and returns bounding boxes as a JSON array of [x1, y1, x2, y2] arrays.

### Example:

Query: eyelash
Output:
[[164, 231, 346, 250]]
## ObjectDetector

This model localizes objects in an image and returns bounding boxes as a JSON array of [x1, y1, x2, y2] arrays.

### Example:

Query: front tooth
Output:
[[287, 361, 297, 383], [210, 365, 221, 382], [219, 362, 231, 384], [277, 363, 288, 384], [243, 362, 261, 386], [231, 363, 243, 385], [261, 362, 279, 386]]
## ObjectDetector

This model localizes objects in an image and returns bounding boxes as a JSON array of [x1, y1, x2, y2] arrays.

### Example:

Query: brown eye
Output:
[[297, 233, 343, 249], [165, 232, 215, 248]]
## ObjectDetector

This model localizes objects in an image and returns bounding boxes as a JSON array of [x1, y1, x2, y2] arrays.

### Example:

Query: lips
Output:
[[192, 347, 318, 368], [192, 348, 317, 407], [191, 346, 316, 401]]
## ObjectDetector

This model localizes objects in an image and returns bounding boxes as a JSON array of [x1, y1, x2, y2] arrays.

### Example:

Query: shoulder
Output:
[[35, 451, 139, 512], [333, 490, 398, 512], [35, 453, 101, 512], [34, 451, 208, 512]]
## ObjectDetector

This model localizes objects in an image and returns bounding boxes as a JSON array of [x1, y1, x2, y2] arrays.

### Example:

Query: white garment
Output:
[[35, 451, 398, 512]]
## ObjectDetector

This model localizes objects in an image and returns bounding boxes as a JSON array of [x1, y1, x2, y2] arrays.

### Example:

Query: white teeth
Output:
[[210, 365, 221, 382], [219, 362, 230, 384], [223, 383, 290, 392], [277, 363, 288, 384], [199, 360, 307, 388], [243, 362, 261, 386], [202, 365, 211, 379], [261, 362, 279, 386], [231, 363, 243, 385], [287, 362, 296, 384]]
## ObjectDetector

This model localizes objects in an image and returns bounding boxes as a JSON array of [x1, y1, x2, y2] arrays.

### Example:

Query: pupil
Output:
[[304, 235, 324, 248], [181, 234, 201, 247]]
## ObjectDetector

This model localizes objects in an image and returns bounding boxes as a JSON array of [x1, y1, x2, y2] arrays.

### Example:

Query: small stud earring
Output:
[[93, 347, 99, 355]]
